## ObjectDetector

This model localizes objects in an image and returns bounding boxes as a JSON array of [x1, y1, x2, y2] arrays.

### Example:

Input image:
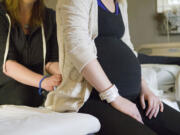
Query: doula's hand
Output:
[[111, 96, 144, 124], [41, 74, 62, 91]]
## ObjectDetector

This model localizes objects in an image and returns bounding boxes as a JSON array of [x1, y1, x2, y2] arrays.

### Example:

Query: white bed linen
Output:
[[0, 105, 100, 135], [141, 64, 180, 112]]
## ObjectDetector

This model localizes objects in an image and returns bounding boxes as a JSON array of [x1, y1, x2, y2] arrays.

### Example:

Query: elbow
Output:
[[45, 62, 61, 75], [68, 45, 97, 73], [45, 62, 53, 74], [45, 62, 51, 72], [79, 57, 97, 73], [2, 68, 7, 76], [69, 50, 97, 73], [3, 60, 16, 76]]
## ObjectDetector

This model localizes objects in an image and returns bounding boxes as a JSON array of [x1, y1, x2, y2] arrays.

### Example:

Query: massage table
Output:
[[0, 105, 100, 135]]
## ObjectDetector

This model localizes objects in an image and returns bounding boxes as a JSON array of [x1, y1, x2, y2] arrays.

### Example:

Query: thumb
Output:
[[140, 94, 146, 110]]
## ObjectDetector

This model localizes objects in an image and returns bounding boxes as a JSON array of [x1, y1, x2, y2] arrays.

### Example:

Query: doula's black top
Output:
[[0, 3, 59, 84], [95, 3, 141, 99], [0, 3, 59, 106]]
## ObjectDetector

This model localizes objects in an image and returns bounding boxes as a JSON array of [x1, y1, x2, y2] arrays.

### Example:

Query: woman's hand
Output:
[[42, 74, 62, 91], [140, 79, 164, 119], [111, 96, 144, 124]]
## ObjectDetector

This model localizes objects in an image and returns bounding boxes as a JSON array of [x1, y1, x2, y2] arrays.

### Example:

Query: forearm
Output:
[[82, 59, 112, 92], [46, 62, 60, 75], [3, 60, 43, 88]]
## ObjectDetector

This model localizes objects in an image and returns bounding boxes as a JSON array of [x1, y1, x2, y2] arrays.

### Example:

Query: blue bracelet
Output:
[[38, 76, 48, 95]]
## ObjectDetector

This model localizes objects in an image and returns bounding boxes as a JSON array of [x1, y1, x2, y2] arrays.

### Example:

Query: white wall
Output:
[[127, 0, 180, 47]]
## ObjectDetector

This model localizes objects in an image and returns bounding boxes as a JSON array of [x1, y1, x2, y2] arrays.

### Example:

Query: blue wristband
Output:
[[38, 76, 48, 95]]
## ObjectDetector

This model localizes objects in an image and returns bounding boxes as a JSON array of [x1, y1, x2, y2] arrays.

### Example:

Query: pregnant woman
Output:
[[53, 0, 180, 134], [0, 0, 61, 107]]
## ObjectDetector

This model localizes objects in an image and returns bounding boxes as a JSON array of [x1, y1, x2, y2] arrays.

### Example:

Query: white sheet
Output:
[[0, 105, 100, 135]]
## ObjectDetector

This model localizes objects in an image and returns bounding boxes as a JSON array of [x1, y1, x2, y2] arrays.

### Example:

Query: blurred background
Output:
[[45, 0, 180, 48]]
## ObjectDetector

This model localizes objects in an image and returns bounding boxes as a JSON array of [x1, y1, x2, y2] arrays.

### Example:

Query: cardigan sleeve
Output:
[[121, 0, 138, 57], [57, 0, 97, 73]]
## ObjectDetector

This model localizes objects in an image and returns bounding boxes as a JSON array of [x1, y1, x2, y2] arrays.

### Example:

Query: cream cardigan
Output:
[[45, 0, 137, 112]]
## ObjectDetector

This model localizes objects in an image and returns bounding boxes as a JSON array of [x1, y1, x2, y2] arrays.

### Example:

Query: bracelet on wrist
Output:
[[38, 76, 48, 95], [99, 84, 120, 103]]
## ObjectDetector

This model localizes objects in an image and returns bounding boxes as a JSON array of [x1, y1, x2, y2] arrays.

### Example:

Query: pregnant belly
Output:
[[95, 37, 141, 99]]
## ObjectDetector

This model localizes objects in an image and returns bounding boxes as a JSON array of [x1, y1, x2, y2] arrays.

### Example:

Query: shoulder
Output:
[[45, 7, 55, 16], [44, 7, 56, 21], [0, 2, 8, 23], [43, 8, 56, 39], [0, 2, 7, 14], [43, 7, 56, 28], [118, 0, 128, 9], [57, 0, 93, 10]]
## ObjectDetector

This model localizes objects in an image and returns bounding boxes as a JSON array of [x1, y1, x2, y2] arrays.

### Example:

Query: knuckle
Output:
[[159, 101, 162, 105], [132, 113, 136, 117], [136, 114, 140, 118], [149, 104, 152, 108]]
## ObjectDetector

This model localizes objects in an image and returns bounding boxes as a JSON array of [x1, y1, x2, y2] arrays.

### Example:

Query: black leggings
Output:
[[0, 80, 44, 107], [80, 90, 180, 135]]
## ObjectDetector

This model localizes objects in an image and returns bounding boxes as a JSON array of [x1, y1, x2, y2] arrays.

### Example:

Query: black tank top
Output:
[[95, 6, 141, 99]]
